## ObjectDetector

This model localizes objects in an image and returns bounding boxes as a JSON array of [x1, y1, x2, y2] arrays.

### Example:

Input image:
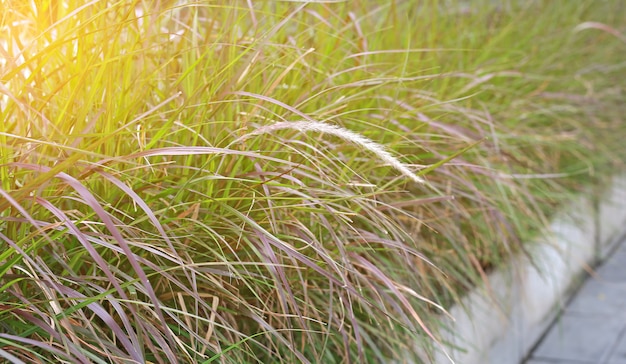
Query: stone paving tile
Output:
[[607, 359, 626, 364], [530, 312, 624, 362], [566, 241, 626, 316], [525, 237, 626, 364], [525, 358, 596, 364], [596, 245, 626, 283], [566, 280, 626, 316], [606, 330, 626, 362]]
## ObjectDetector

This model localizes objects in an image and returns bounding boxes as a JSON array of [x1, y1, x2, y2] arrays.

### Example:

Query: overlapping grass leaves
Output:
[[1, 0, 625, 363]]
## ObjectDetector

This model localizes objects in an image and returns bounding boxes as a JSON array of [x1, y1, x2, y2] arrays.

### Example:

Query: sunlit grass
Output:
[[1, 0, 625, 363]]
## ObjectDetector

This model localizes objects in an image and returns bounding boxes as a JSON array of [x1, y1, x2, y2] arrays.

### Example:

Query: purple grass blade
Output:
[[4, 308, 90, 363], [0, 347, 27, 364], [348, 253, 442, 346], [10, 163, 178, 362], [34, 197, 141, 353], [0, 334, 71, 362], [43, 281, 144, 362], [232, 91, 316, 122], [94, 170, 180, 263]]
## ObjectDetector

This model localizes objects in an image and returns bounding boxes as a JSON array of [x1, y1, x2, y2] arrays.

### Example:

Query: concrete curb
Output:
[[431, 173, 626, 364]]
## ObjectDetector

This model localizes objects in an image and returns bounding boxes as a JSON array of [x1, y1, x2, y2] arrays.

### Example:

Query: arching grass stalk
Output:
[[235, 120, 426, 184]]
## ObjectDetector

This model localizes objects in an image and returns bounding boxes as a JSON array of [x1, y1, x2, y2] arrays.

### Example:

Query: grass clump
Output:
[[1, 0, 625, 363]]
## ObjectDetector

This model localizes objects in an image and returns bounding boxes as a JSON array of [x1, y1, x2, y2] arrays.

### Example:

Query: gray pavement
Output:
[[523, 238, 626, 364]]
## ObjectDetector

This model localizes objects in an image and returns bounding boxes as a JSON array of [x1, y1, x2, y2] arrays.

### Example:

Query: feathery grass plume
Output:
[[236, 120, 426, 184], [2, 0, 625, 362]]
